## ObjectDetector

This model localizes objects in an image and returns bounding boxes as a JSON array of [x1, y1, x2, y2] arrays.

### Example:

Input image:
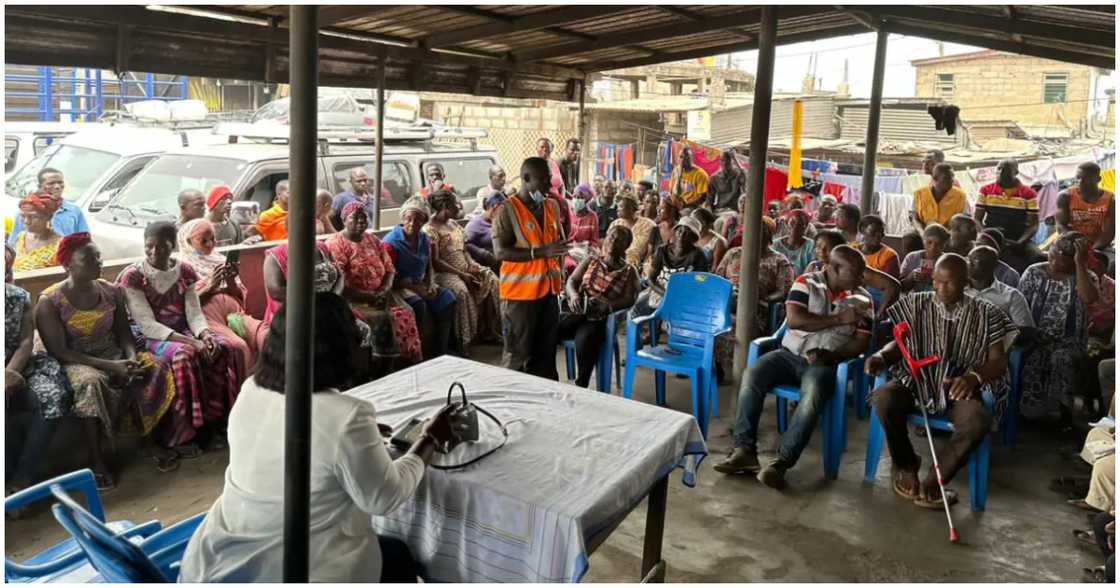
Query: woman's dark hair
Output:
[[691, 207, 716, 229], [838, 204, 861, 226], [858, 214, 885, 232], [923, 222, 951, 242], [428, 189, 458, 214], [815, 228, 846, 251], [144, 221, 178, 247], [255, 292, 360, 393], [607, 224, 633, 251], [901, 231, 923, 255]]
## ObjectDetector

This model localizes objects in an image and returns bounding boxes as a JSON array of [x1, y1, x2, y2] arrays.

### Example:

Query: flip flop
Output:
[[174, 443, 203, 460], [1081, 566, 1107, 583], [1072, 528, 1097, 547], [913, 487, 959, 509], [152, 453, 180, 474], [892, 469, 921, 501]]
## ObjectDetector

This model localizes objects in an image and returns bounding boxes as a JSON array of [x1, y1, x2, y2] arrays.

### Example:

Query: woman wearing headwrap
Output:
[[564, 183, 600, 275], [12, 192, 62, 272], [6, 244, 70, 493], [383, 197, 456, 358], [423, 189, 501, 353], [1019, 231, 1101, 421], [176, 219, 260, 374], [714, 216, 794, 378], [325, 201, 422, 366], [37, 234, 181, 488], [117, 221, 243, 456]]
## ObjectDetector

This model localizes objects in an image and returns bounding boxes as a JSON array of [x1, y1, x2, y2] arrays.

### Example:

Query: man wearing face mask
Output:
[[492, 157, 571, 379], [564, 183, 600, 274]]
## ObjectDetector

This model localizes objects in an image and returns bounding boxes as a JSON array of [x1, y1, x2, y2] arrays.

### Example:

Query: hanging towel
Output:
[[1100, 168, 1115, 193], [901, 174, 932, 195], [873, 175, 904, 195], [787, 100, 804, 190], [878, 192, 914, 236]]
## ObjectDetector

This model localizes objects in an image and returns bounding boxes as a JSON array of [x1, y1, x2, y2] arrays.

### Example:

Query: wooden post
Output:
[[860, 28, 888, 215], [374, 48, 386, 230]]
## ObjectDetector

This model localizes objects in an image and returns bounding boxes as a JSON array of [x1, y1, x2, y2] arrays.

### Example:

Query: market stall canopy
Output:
[[5, 5, 1114, 103]]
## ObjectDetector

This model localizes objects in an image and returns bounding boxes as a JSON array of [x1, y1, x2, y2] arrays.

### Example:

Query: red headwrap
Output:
[[55, 232, 92, 267], [207, 185, 233, 210], [18, 192, 60, 216], [785, 209, 810, 224]]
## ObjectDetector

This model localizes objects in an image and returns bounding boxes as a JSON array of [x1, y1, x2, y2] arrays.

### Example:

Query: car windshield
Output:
[[111, 155, 248, 217], [5, 144, 120, 202]]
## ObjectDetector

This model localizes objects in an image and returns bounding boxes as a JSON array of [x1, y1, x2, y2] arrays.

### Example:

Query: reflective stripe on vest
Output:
[[500, 197, 563, 300]]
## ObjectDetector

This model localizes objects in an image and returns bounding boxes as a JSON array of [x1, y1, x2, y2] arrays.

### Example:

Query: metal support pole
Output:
[[732, 5, 777, 378], [860, 28, 889, 215], [283, 5, 317, 583], [373, 48, 386, 231], [578, 77, 588, 184]]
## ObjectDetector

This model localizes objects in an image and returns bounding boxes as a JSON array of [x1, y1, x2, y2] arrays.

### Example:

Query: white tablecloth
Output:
[[345, 356, 707, 583]]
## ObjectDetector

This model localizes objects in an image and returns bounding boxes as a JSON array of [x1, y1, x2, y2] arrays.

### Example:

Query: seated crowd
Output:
[[4, 142, 1114, 582]]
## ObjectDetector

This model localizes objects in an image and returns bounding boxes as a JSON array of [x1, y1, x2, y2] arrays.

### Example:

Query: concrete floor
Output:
[[5, 342, 1102, 582]]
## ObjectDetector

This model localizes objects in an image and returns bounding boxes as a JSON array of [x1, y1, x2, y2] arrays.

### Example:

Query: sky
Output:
[[730, 33, 994, 99]]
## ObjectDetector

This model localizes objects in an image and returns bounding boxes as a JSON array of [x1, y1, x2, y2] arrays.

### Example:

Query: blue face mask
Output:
[[530, 190, 546, 204], [571, 197, 587, 213]]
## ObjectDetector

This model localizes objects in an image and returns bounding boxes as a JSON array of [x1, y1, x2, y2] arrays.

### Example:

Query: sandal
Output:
[[914, 487, 959, 509], [152, 452, 180, 473], [1081, 566, 1107, 583], [174, 443, 203, 460], [1072, 528, 1097, 548], [892, 467, 921, 501]]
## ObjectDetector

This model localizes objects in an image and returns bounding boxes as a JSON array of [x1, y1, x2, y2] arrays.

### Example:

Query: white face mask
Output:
[[530, 190, 546, 204], [571, 198, 587, 213]]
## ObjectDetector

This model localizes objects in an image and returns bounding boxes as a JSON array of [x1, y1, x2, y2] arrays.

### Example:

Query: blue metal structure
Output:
[[6, 67, 189, 122]]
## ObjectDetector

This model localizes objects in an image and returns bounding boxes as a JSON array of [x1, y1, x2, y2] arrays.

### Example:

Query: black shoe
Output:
[[757, 457, 791, 490], [713, 447, 760, 475]]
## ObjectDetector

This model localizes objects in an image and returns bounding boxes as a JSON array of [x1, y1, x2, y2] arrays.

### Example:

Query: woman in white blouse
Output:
[[180, 292, 459, 583]]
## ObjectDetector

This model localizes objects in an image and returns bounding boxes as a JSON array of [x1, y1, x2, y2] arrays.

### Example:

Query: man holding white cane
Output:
[[866, 254, 1017, 509]]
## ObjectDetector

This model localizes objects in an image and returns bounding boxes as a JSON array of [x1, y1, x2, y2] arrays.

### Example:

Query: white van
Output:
[[4, 122, 92, 178]]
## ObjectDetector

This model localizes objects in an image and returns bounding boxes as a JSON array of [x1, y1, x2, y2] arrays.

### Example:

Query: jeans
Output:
[[5, 386, 59, 486], [733, 348, 836, 466]]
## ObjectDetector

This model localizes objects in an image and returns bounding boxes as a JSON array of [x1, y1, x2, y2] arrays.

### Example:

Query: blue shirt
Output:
[[7, 200, 90, 245]]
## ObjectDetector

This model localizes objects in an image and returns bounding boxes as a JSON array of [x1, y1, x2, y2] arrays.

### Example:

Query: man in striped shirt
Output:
[[715, 246, 873, 489], [976, 159, 1043, 272]]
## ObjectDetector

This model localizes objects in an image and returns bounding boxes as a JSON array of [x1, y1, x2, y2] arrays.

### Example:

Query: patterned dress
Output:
[[713, 248, 795, 370], [325, 232, 422, 363], [5, 284, 69, 419], [423, 220, 501, 347], [1018, 263, 1098, 419], [13, 232, 60, 272], [40, 280, 176, 437], [117, 261, 242, 447]]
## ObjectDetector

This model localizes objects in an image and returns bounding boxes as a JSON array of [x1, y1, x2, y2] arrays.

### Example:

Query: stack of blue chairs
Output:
[[622, 272, 733, 438]]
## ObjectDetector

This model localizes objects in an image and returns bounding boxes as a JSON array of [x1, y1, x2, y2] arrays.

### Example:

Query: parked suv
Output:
[[90, 138, 499, 261]]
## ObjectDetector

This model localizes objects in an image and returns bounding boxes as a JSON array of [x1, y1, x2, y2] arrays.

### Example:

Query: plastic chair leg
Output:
[[776, 397, 788, 434], [864, 406, 885, 482], [708, 369, 719, 421], [826, 378, 847, 479], [595, 341, 611, 393], [623, 361, 637, 400], [564, 344, 576, 382], [969, 436, 990, 512], [821, 402, 837, 480], [690, 372, 708, 439], [613, 342, 621, 389], [655, 370, 666, 406]]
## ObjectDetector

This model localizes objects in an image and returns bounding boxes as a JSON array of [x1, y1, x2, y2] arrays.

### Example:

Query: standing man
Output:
[[476, 165, 507, 200], [205, 185, 257, 246], [7, 168, 90, 245], [251, 181, 289, 242], [1057, 162, 1115, 250], [536, 138, 566, 197], [866, 254, 1017, 507], [669, 146, 710, 209], [589, 177, 618, 240], [419, 163, 456, 199], [492, 157, 570, 379], [714, 246, 873, 487], [176, 188, 206, 228], [921, 149, 946, 176], [976, 159, 1042, 271], [708, 150, 746, 213], [558, 138, 581, 195], [332, 167, 378, 230], [911, 163, 968, 233]]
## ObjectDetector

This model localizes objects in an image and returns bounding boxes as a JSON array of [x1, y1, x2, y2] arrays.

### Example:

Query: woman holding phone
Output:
[[176, 219, 261, 373]]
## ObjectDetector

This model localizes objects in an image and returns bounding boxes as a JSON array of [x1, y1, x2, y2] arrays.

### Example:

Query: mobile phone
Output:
[[225, 249, 241, 265], [390, 417, 428, 452]]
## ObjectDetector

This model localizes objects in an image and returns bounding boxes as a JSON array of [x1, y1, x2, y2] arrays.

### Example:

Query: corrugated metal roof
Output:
[[4, 5, 1112, 99]]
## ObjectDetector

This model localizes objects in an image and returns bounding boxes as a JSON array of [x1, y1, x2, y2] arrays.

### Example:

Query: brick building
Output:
[[912, 50, 1113, 135]]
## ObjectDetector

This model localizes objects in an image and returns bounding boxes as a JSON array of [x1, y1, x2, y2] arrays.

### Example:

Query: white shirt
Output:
[[966, 279, 1035, 328], [180, 378, 426, 583]]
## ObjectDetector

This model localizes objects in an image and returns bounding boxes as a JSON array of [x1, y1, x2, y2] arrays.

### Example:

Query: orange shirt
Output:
[[863, 244, 900, 278], [1068, 186, 1113, 243], [256, 204, 288, 242]]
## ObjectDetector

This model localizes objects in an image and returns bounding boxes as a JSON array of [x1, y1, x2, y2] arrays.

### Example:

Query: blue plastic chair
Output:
[[5, 469, 161, 583], [563, 308, 628, 393], [623, 272, 733, 438], [1003, 346, 1025, 447], [50, 485, 206, 583], [864, 373, 993, 511], [746, 323, 864, 480]]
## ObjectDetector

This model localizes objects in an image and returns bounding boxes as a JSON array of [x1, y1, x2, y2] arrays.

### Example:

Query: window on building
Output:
[[1043, 73, 1069, 104], [936, 74, 955, 98]]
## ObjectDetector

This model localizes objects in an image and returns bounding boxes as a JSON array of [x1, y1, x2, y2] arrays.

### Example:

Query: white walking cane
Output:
[[892, 321, 959, 543]]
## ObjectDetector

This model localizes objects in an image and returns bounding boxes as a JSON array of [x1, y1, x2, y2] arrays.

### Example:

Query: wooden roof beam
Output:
[[882, 20, 1115, 69], [420, 5, 637, 49], [866, 6, 1113, 50], [835, 6, 881, 31], [514, 5, 827, 63]]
